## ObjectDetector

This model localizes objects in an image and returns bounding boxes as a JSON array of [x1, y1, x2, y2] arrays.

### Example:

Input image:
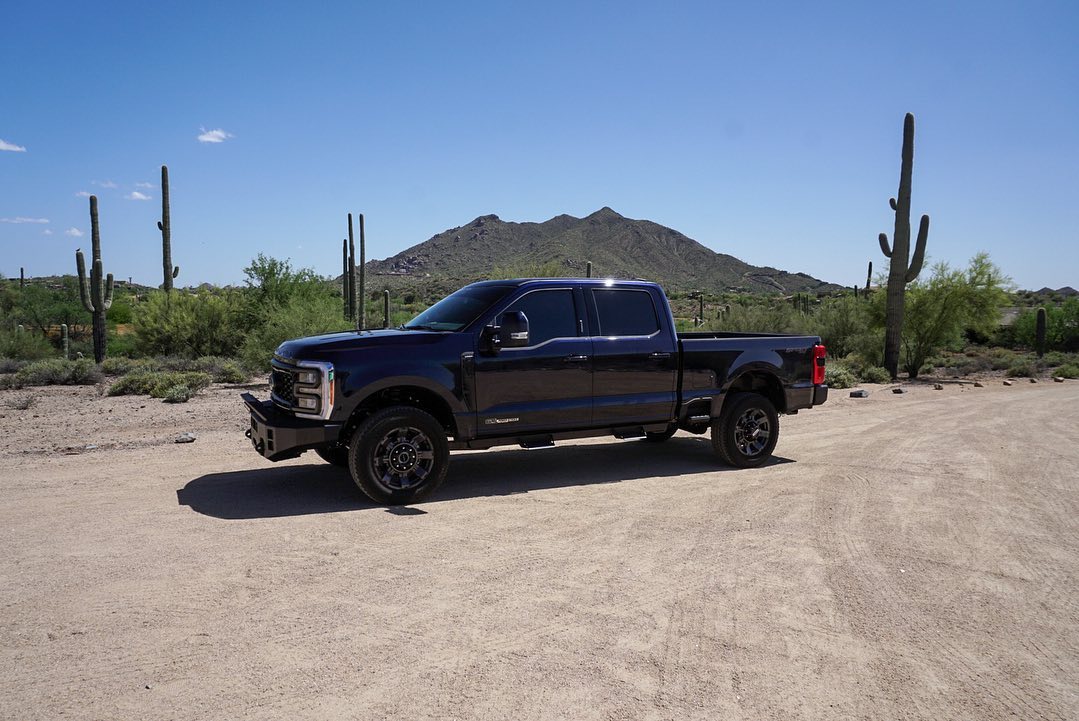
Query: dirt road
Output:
[[1, 380, 1076, 720]]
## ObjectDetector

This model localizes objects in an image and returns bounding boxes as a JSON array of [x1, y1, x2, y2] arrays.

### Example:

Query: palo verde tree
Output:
[[878, 113, 930, 379]]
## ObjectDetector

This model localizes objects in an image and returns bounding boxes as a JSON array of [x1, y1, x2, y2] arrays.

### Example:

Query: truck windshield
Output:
[[403, 284, 514, 332]]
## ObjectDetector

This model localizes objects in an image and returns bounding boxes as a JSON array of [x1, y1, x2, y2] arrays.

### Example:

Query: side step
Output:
[[518, 435, 555, 450]]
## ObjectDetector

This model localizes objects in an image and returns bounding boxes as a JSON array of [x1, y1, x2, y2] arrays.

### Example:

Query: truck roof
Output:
[[468, 278, 660, 289]]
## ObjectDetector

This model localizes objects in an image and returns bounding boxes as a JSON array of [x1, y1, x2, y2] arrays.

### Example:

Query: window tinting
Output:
[[592, 289, 660, 336], [504, 289, 578, 346], [405, 284, 513, 331]]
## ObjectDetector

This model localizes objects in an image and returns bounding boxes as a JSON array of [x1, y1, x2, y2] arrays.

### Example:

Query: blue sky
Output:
[[2, 1, 1077, 290]]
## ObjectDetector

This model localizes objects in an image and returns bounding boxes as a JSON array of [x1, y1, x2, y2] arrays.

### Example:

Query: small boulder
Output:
[[849, 389, 869, 398], [892, 387, 907, 394], [1029, 378, 1038, 383], [1003, 380, 1013, 386], [974, 381, 984, 388], [933, 383, 944, 390], [175, 432, 196, 444], [1054, 376, 1065, 383]]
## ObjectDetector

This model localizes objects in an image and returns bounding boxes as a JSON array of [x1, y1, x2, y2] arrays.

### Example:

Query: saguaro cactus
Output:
[[383, 290, 390, 329], [1036, 307, 1047, 358], [878, 113, 930, 379], [866, 261, 873, 291], [586, 261, 593, 278], [158, 165, 179, 290], [76, 195, 114, 363], [61, 323, 69, 360], [342, 238, 350, 320], [20, 267, 25, 288], [358, 213, 367, 330], [347, 214, 357, 323]]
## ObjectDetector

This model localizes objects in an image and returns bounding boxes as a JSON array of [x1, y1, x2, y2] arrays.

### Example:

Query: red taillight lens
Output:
[[813, 344, 826, 385]]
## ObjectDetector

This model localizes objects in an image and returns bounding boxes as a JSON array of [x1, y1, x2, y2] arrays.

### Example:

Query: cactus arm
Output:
[[878, 233, 892, 258], [905, 214, 930, 283], [157, 220, 164, 231], [76, 249, 95, 312], [889, 197, 897, 210], [103, 271, 114, 310], [173, 266, 180, 278]]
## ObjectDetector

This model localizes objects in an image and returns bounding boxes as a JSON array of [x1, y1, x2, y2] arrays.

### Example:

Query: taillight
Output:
[[813, 344, 826, 385]]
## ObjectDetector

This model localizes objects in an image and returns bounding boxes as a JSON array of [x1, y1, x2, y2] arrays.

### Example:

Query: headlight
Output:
[[295, 395, 319, 411], [296, 370, 319, 386]]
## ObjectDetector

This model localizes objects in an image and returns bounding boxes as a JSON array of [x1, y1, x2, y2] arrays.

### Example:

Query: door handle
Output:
[[650, 352, 671, 359], [563, 354, 590, 362]]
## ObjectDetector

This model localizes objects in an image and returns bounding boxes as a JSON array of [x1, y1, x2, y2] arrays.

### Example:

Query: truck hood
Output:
[[274, 328, 453, 362]]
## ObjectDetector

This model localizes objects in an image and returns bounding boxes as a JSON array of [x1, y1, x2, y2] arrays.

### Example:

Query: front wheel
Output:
[[712, 392, 779, 468], [315, 445, 349, 467], [348, 406, 449, 505]]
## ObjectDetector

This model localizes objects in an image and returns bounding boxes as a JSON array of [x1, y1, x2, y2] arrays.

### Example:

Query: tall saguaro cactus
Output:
[[76, 195, 114, 363], [342, 238, 350, 320], [158, 165, 179, 290], [358, 213, 367, 330], [866, 261, 873, 291], [878, 113, 930, 379], [347, 215, 357, 322], [1035, 307, 1047, 358]]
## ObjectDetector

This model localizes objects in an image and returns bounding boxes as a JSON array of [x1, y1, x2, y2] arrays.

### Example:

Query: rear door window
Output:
[[592, 289, 660, 336]]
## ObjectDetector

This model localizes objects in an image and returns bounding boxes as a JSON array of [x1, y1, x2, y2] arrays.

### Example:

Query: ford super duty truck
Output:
[[243, 278, 828, 504]]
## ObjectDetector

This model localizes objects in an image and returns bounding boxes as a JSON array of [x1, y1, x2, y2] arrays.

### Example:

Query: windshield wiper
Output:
[[401, 323, 443, 331]]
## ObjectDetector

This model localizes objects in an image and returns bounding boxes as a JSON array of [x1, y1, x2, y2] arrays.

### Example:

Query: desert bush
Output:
[[825, 363, 857, 389], [706, 300, 814, 335], [1055, 363, 1079, 379], [859, 366, 891, 384], [13, 358, 102, 386], [133, 290, 245, 358], [0, 358, 27, 374], [814, 296, 871, 358], [0, 327, 54, 361], [161, 384, 195, 403], [1012, 298, 1079, 352], [240, 295, 352, 371], [100, 357, 142, 375], [1006, 362, 1035, 378], [108, 370, 212, 398]]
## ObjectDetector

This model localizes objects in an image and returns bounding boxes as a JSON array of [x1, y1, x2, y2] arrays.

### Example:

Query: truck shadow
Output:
[[177, 437, 794, 520]]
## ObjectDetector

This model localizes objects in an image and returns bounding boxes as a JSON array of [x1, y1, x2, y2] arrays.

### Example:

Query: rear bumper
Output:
[[242, 392, 343, 462], [812, 384, 828, 406]]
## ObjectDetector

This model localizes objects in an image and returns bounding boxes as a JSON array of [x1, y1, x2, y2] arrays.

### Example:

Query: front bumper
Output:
[[242, 392, 343, 462]]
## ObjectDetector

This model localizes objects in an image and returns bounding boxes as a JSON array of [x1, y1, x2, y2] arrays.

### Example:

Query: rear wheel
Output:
[[712, 392, 779, 468], [348, 406, 449, 505]]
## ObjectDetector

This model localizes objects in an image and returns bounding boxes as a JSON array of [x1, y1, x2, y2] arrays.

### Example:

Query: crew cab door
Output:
[[473, 286, 592, 434], [588, 286, 678, 426]]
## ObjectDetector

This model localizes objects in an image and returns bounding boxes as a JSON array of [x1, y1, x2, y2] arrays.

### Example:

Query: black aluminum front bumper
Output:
[[242, 393, 343, 462]]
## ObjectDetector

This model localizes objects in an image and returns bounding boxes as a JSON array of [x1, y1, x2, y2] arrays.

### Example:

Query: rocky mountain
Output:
[[364, 207, 841, 294]]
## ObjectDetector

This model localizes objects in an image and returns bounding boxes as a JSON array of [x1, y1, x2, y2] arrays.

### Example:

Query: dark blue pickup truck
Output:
[[243, 278, 828, 504]]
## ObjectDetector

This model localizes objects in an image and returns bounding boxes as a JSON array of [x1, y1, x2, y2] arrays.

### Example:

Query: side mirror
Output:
[[497, 311, 529, 348]]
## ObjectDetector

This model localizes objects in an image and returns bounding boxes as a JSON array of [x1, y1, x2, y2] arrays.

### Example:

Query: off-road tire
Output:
[[348, 405, 449, 505], [712, 392, 779, 468]]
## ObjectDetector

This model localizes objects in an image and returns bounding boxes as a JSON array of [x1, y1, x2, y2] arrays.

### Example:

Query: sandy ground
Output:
[[0, 378, 1076, 720]]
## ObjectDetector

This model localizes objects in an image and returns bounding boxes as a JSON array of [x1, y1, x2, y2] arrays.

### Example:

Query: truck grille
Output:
[[271, 368, 295, 404]]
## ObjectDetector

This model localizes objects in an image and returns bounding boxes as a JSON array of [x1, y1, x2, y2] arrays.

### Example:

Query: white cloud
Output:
[[65, 227, 84, 237], [125, 191, 152, 201], [43, 229, 53, 236], [198, 127, 234, 143], [134, 181, 154, 188], [92, 179, 118, 189], [75, 190, 92, 197], [0, 217, 49, 224], [0, 139, 27, 152]]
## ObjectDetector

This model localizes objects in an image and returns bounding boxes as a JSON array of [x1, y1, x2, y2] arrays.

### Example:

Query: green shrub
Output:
[[161, 384, 195, 403], [0, 327, 54, 360], [0, 358, 27, 374], [1055, 363, 1079, 379], [133, 290, 245, 358], [1006, 362, 1034, 378], [108, 370, 212, 397], [859, 366, 891, 384], [100, 357, 142, 375], [240, 295, 351, 371], [13, 359, 102, 386], [825, 364, 858, 389]]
